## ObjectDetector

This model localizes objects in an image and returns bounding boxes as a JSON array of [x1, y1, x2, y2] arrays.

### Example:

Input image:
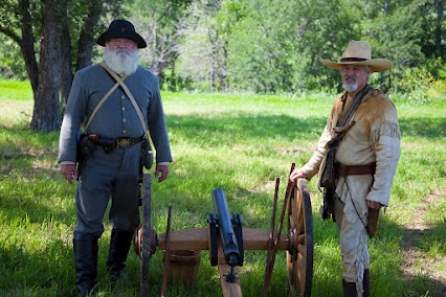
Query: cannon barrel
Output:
[[212, 188, 242, 266]]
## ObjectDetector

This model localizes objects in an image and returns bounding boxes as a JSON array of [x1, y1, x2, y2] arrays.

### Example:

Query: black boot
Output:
[[73, 233, 99, 297], [106, 229, 134, 282], [363, 269, 370, 297], [343, 279, 358, 297]]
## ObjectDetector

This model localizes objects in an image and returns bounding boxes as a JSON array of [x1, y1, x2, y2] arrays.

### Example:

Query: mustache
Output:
[[343, 75, 356, 81], [114, 49, 133, 56]]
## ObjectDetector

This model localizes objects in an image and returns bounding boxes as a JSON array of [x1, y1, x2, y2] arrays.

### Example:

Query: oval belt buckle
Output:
[[119, 138, 130, 147]]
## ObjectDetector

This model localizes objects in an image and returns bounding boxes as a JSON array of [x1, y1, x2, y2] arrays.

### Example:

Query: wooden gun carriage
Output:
[[135, 165, 314, 297]]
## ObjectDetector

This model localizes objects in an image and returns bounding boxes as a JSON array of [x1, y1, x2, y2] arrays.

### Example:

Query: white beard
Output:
[[103, 48, 139, 76], [342, 82, 358, 93]]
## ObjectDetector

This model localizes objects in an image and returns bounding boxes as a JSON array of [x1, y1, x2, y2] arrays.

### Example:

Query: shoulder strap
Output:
[[336, 85, 371, 130], [84, 80, 122, 131], [100, 62, 148, 133], [327, 85, 372, 146]]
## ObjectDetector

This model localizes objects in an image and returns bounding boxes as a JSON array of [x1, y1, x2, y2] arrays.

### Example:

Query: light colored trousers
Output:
[[334, 174, 373, 297]]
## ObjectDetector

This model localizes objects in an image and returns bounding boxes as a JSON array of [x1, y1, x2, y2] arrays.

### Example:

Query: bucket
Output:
[[165, 250, 201, 286]]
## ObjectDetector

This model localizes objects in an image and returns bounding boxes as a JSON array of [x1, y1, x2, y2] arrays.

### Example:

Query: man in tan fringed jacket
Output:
[[290, 41, 401, 297]]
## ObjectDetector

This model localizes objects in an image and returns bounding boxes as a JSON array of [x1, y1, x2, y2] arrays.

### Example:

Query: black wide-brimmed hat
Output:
[[97, 19, 147, 48]]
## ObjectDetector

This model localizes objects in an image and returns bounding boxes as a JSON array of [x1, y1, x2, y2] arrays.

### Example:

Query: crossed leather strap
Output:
[[84, 63, 148, 134]]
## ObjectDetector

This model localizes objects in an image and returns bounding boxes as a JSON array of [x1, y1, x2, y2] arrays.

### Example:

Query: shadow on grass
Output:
[[1, 113, 445, 158], [378, 217, 446, 297], [304, 212, 446, 297], [168, 114, 446, 144], [0, 238, 75, 296], [1, 193, 444, 296], [0, 191, 75, 227], [400, 219, 446, 297], [0, 124, 58, 145], [168, 114, 327, 144], [399, 117, 446, 138], [0, 232, 243, 297]]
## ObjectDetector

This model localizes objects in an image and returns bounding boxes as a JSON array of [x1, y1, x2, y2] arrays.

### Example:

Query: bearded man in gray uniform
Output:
[[290, 41, 400, 297], [58, 19, 172, 296]]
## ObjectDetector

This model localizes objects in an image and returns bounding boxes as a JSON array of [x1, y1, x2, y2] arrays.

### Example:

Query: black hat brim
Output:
[[97, 31, 147, 49]]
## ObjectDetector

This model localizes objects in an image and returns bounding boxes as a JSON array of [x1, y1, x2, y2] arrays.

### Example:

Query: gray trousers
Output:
[[75, 144, 141, 236]]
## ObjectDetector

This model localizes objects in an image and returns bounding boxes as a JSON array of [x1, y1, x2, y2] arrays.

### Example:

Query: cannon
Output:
[[134, 164, 314, 297]]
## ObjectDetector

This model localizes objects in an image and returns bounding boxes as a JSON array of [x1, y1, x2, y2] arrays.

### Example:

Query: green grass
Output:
[[0, 79, 33, 101], [1, 83, 446, 296]]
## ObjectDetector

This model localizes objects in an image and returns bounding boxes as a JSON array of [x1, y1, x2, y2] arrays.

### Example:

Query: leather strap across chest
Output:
[[84, 63, 148, 134], [335, 84, 371, 130], [100, 62, 148, 132]]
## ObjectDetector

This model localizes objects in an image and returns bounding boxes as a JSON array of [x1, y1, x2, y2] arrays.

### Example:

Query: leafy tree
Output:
[[176, 0, 443, 93], [176, 3, 216, 91], [1, 0, 444, 98], [351, 0, 429, 91], [224, 0, 359, 92], [419, 0, 445, 60], [175, 0, 229, 91], [129, 0, 193, 91], [0, 34, 26, 79], [0, 0, 125, 131]]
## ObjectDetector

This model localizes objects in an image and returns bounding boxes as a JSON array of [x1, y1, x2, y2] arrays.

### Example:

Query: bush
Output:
[[392, 67, 434, 103]]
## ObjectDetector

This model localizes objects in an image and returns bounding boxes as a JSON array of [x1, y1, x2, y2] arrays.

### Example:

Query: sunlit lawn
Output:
[[0, 80, 445, 296]]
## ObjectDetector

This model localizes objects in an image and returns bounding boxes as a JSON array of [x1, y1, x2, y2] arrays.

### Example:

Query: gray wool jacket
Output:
[[58, 63, 172, 164]]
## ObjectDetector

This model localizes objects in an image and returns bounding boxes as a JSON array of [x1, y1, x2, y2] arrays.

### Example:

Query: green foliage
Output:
[[0, 0, 445, 94], [170, 0, 445, 93], [0, 36, 26, 80], [128, 0, 193, 88], [0, 0, 130, 80], [176, 0, 354, 92], [226, 1, 298, 92], [0, 0, 41, 80], [419, 0, 446, 60], [428, 79, 446, 99], [394, 67, 434, 103]]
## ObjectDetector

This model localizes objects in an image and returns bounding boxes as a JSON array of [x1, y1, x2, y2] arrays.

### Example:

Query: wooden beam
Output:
[[218, 240, 242, 297], [158, 227, 289, 251]]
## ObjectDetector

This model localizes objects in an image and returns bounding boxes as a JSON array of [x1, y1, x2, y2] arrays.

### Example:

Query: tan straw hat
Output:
[[321, 40, 392, 72]]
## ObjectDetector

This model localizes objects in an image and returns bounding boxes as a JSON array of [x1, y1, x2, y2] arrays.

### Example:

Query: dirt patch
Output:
[[400, 188, 446, 296]]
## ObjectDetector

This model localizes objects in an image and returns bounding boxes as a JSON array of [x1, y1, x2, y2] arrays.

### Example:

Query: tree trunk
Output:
[[150, 60, 168, 76], [169, 60, 177, 91], [219, 40, 229, 91], [208, 29, 218, 91], [435, 0, 444, 57], [60, 15, 72, 104], [31, 0, 67, 131], [18, 0, 39, 99], [76, 0, 103, 70]]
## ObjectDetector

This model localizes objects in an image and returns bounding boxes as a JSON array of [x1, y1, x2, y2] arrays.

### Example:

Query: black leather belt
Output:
[[87, 134, 145, 153]]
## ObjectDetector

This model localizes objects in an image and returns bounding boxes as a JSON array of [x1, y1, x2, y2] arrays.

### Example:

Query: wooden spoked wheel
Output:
[[286, 179, 313, 297]]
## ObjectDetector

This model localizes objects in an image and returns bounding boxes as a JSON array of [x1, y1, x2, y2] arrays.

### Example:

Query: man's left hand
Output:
[[366, 200, 381, 209], [155, 164, 169, 182]]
